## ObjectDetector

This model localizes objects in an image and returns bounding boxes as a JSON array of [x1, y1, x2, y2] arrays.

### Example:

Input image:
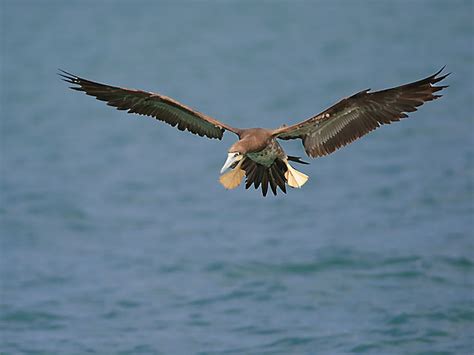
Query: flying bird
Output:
[[60, 67, 448, 196]]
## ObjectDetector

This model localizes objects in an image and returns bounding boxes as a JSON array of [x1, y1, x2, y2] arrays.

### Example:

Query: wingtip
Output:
[[59, 74, 73, 80], [430, 66, 450, 86], [433, 65, 450, 79], [58, 69, 77, 83], [57, 69, 82, 84], [58, 68, 75, 77], [435, 65, 446, 76]]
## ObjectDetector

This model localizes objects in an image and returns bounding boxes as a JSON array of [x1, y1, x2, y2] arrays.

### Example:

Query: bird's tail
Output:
[[219, 157, 309, 196], [240, 158, 288, 196]]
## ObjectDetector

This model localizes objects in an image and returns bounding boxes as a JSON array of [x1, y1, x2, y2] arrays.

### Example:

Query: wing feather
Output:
[[59, 70, 239, 139], [273, 67, 449, 157]]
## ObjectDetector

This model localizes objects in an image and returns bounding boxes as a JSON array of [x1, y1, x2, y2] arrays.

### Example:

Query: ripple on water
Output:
[[440, 256, 474, 270], [1, 309, 64, 330], [215, 250, 381, 280], [188, 289, 253, 307]]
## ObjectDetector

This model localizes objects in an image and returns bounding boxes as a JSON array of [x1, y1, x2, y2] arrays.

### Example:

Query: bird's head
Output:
[[220, 150, 243, 174]]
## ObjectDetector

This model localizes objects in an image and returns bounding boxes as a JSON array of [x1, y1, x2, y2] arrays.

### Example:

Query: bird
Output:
[[59, 67, 449, 196]]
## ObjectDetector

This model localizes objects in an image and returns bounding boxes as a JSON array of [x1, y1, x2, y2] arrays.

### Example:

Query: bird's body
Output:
[[246, 137, 284, 168], [60, 67, 449, 196], [229, 128, 284, 167]]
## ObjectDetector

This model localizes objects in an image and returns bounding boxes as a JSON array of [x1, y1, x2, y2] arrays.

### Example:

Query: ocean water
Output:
[[1, 1, 473, 354]]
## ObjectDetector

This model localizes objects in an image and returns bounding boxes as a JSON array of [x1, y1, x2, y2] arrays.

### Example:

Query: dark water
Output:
[[1, 1, 473, 354]]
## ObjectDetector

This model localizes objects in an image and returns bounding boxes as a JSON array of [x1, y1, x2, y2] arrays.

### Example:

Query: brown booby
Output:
[[60, 67, 448, 196]]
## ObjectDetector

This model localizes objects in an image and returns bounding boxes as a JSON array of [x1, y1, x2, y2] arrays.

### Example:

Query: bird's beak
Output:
[[220, 153, 242, 174]]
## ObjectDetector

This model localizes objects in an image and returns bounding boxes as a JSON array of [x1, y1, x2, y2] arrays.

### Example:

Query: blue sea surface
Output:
[[1, 1, 473, 354]]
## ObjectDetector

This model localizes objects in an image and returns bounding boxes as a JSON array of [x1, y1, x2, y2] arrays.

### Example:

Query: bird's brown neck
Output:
[[230, 128, 273, 154]]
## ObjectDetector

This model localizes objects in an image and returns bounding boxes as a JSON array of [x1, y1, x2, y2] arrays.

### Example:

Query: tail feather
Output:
[[271, 162, 287, 193], [287, 155, 309, 165], [253, 165, 263, 189], [221, 157, 309, 196], [268, 168, 278, 195], [245, 163, 257, 189], [261, 169, 269, 196]]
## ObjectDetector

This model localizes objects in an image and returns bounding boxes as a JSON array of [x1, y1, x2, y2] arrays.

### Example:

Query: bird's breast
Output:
[[247, 140, 285, 167]]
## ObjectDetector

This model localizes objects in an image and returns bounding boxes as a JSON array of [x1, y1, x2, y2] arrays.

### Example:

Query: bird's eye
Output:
[[234, 153, 240, 157]]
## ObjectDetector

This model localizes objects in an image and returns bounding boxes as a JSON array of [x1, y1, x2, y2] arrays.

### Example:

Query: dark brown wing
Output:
[[272, 67, 449, 157], [59, 70, 240, 139]]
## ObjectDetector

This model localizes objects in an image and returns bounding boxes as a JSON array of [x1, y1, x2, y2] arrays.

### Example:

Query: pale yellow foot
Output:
[[219, 160, 245, 189], [284, 159, 309, 188]]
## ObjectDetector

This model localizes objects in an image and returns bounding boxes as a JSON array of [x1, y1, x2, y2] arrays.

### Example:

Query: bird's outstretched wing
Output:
[[272, 67, 449, 157], [59, 70, 239, 139]]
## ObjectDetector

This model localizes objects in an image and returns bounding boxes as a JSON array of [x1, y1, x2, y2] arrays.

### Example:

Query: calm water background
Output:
[[1, 1, 473, 354]]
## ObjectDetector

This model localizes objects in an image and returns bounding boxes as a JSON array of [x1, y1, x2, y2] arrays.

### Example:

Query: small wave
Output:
[[187, 289, 253, 307], [1, 309, 64, 331], [1, 310, 62, 323], [439, 256, 474, 269]]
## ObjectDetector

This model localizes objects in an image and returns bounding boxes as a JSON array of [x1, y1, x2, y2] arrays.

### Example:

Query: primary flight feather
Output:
[[60, 67, 448, 196]]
